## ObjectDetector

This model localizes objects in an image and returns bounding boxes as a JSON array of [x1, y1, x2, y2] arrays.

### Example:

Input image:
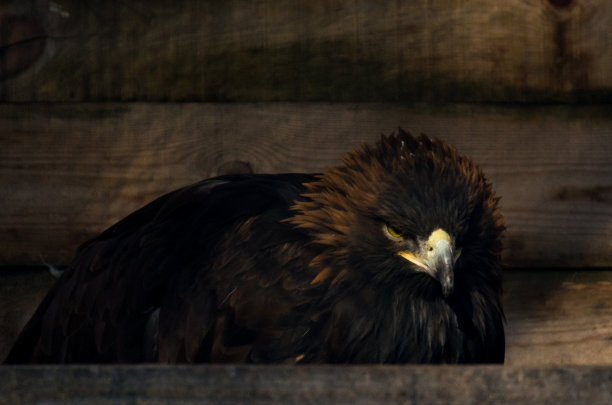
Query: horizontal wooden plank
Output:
[[1, 268, 611, 366], [1, 102, 611, 267], [1, 0, 612, 102], [0, 364, 610, 405], [503, 270, 612, 366]]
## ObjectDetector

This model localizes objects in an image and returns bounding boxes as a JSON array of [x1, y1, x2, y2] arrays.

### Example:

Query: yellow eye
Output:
[[384, 224, 403, 240]]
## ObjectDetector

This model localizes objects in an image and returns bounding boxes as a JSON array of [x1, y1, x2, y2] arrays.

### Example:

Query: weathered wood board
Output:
[[504, 270, 612, 366], [1, 103, 611, 267], [1, 267, 611, 366], [0, 364, 610, 405], [1, 0, 612, 102]]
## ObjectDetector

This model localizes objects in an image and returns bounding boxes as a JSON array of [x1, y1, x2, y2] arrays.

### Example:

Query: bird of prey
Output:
[[6, 130, 505, 364]]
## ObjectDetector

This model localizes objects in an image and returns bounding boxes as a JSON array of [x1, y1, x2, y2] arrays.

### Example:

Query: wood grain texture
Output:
[[1, 268, 610, 365], [0, 364, 610, 405], [1, 0, 612, 102], [2, 102, 611, 267], [504, 270, 612, 366]]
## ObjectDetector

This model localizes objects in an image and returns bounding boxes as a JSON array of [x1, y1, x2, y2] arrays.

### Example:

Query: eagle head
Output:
[[290, 129, 504, 299]]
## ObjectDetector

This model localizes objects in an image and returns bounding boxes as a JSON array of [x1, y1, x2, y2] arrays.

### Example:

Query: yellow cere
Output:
[[396, 229, 454, 272], [429, 229, 452, 245]]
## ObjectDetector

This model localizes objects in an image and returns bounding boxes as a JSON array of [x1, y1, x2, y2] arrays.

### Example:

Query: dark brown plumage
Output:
[[6, 130, 505, 364]]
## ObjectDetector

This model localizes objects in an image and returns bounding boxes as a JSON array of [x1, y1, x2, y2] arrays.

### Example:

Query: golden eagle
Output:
[[6, 130, 505, 364]]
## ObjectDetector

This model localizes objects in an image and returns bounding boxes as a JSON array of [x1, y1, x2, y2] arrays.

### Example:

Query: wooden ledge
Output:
[[0, 364, 610, 405]]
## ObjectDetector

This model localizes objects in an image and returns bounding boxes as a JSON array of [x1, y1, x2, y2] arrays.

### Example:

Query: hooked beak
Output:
[[430, 238, 454, 297], [397, 229, 456, 298]]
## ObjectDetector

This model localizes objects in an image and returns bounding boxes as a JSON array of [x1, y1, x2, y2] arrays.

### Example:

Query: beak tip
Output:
[[440, 274, 454, 298]]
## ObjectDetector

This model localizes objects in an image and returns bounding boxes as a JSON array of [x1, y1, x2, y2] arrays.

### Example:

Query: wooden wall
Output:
[[2, 0, 612, 102], [1, 103, 612, 267], [1, 0, 611, 267], [1, 0, 611, 388]]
